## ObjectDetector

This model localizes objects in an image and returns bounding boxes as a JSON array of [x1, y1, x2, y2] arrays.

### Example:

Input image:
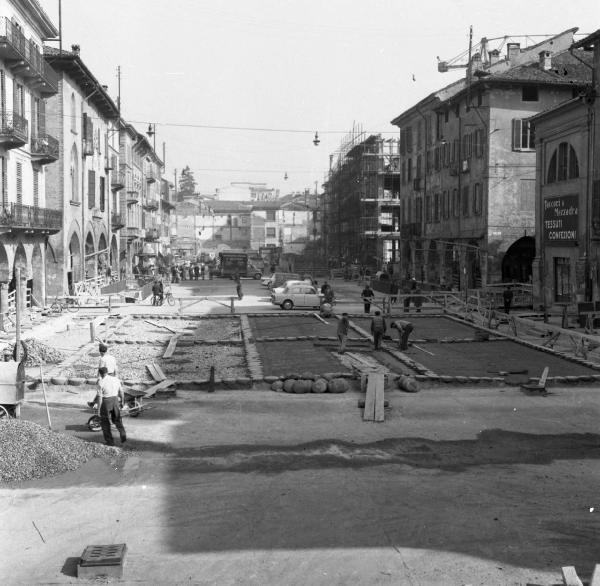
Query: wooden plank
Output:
[[146, 363, 161, 382], [144, 319, 177, 334], [589, 564, 600, 586], [374, 373, 385, 422], [561, 566, 584, 586], [163, 335, 180, 359], [538, 366, 549, 388], [363, 375, 377, 421], [153, 363, 167, 381], [144, 379, 176, 398]]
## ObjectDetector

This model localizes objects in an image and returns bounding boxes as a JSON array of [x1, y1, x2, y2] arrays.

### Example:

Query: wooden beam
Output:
[[589, 564, 600, 586], [561, 566, 584, 586], [144, 319, 177, 334], [163, 335, 180, 358], [144, 379, 175, 398], [374, 373, 385, 422], [363, 375, 377, 421]]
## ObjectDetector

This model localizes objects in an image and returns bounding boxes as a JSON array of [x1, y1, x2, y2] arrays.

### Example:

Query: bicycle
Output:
[[50, 295, 80, 313], [164, 286, 175, 306]]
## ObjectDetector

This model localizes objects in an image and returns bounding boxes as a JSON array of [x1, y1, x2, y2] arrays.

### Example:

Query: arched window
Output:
[[547, 142, 579, 183], [70, 93, 76, 132], [70, 144, 79, 201]]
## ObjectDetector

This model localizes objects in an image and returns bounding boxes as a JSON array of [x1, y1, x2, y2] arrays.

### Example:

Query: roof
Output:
[[251, 201, 282, 210], [207, 201, 252, 213], [20, 0, 58, 39], [572, 29, 600, 49], [528, 96, 587, 125], [44, 46, 119, 119]]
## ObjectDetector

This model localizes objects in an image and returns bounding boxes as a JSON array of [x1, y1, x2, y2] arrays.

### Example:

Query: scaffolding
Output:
[[324, 127, 401, 269]]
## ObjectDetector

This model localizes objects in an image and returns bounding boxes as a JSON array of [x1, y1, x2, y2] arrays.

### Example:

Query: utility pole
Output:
[[116, 66, 121, 115]]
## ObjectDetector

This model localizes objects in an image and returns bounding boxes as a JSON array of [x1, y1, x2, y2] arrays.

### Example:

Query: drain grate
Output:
[[78, 543, 127, 578]]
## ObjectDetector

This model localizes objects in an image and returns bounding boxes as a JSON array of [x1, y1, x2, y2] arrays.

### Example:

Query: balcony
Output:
[[145, 168, 156, 183], [0, 203, 62, 234], [0, 110, 28, 148], [144, 228, 159, 241], [111, 212, 125, 230], [143, 198, 159, 211], [111, 167, 126, 191], [126, 191, 139, 205], [125, 226, 142, 240], [82, 137, 94, 157], [0, 18, 58, 95], [31, 133, 59, 164]]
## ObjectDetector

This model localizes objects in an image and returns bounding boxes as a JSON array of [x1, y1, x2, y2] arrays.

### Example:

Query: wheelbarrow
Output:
[[0, 360, 25, 419], [87, 388, 151, 431]]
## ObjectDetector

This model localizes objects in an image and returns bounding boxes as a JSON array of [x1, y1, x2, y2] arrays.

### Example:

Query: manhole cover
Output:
[[80, 543, 127, 567]]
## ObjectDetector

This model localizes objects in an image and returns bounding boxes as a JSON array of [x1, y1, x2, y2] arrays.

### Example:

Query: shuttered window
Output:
[[99, 176, 105, 212], [33, 168, 39, 207], [512, 119, 535, 151], [1, 156, 6, 207], [16, 162, 22, 206], [88, 170, 95, 209]]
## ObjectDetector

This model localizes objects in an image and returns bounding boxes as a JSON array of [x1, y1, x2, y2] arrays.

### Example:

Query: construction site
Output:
[[324, 126, 401, 271]]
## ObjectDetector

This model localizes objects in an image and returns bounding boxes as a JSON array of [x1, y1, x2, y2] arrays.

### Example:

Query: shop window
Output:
[[554, 257, 571, 302]]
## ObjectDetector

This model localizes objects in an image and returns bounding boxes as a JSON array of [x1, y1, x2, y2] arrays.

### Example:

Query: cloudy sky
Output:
[[39, 0, 599, 196]]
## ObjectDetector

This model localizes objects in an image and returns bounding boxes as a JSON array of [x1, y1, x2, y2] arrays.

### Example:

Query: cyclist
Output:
[[152, 278, 164, 305]]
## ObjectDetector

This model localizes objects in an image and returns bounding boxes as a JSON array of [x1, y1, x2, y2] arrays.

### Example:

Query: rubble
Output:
[[0, 419, 125, 483], [5, 338, 66, 366]]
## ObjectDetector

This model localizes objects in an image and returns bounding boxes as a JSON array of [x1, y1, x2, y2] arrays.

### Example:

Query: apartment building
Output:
[[0, 0, 59, 309], [44, 44, 120, 297], [390, 28, 591, 289]]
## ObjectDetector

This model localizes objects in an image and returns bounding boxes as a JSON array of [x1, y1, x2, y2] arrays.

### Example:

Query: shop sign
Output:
[[543, 194, 578, 244]]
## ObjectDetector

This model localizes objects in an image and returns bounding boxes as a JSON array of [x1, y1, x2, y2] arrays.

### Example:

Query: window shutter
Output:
[[39, 99, 45, 134], [82, 112, 87, 138], [16, 162, 22, 206], [1, 156, 6, 207], [88, 170, 95, 209], [99, 176, 105, 212], [33, 169, 39, 207], [512, 119, 521, 150]]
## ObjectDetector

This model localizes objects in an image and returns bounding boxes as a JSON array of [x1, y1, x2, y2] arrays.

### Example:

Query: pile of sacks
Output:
[[271, 371, 349, 394]]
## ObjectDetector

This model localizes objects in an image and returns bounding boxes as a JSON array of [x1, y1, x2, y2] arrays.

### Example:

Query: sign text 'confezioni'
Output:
[[543, 195, 578, 244]]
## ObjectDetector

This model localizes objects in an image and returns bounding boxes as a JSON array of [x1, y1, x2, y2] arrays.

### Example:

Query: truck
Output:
[[217, 251, 262, 279]]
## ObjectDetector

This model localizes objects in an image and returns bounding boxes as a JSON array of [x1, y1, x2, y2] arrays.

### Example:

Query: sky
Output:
[[38, 0, 600, 196]]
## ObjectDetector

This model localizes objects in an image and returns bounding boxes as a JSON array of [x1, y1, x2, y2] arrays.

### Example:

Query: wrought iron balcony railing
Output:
[[0, 110, 28, 147], [0, 203, 62, 232], [31, 133, 59, 163], [111, 212, 125, 230], [111, 168, 126, 191]]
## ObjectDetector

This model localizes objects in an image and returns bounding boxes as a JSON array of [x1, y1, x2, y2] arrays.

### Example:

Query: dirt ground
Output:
[[3, 385, 600, 585]]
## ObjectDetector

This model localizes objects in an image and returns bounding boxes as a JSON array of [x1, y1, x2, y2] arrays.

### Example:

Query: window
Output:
[[425, 195, 432, 223], [16, 162, 22, 205], [13, 82, 24, 116], [415, 197, 422, 223], [88, 170, 96, 209], [417, 120, 422, 150], [70, 145, 79, 201], [512, 119, 535, 150], [33, 169, 39, 207], [266, 210, 276, 221], [70, 93, 76, 132], [434, 146, 441, 170], [519, 179, 535, 211], [232, 217, 239, 227], [436, 112, 444, 140], [401, 161, 406, 184], [547, 142, 579, 183], [407, 158, 413, 182], [0, 156, 6, 207], [477, 92, 483, 107], [473, 183, 482, 215], [453, 188, 459, 217], [99, 176, 105, 212], [426, 149, 432, 174], [462, 185, 470, 217], [522, 86, 538, 102], [554, 257, 571, 302], [416, 155, 422, 178], [434, 192, 440, 222], [405, 126, 413, 153], [443, 190, 450, 219], [266, 227, 276, 238], [474, 129, 484, 157]]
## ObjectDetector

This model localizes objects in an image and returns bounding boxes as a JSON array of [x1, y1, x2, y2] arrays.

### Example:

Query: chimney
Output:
[[539, 50, 552, 71], [507, 42, 520, 63], [471, 51, 482, 70], [71, 44, 80, 55], [488, 49, 500, 65]]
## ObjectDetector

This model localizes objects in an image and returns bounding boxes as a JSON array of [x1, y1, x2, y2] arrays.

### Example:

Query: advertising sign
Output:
[[543, 194, 578, 245]]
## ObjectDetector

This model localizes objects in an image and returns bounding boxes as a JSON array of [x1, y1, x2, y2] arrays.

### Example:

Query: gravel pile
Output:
[[0, 419, 124, 483], [7, 338, 66, 366]]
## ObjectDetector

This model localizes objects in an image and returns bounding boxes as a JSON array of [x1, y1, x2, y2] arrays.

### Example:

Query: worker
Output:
[[152, 278, 164, 305], [97, 366, 126, 447], [337, 312, 350, 354], [361, 283, 374, 314], [391, 319, 414, 351], [503, 286, 514, 314], [88, 343, 119, 409], [234, 273, 243, 300], [370, 310, 387, 350]]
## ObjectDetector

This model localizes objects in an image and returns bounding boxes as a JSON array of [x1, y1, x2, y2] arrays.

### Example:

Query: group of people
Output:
[[171, 263, 210, 283]]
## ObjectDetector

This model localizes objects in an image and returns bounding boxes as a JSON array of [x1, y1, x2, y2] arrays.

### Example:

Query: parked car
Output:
[[271, 284, 324, 310], [272, 278, 314, 295], [267, 272, 301, 290]]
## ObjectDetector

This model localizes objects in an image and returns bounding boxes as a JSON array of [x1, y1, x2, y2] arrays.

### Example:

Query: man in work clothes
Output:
[[503, 286, 514, 314], [88, 343, 118, 409], [337, 312, 350, 354], [391, 319, 414, 351], [97, 366, 126, 446], [361, 284, 374, 314], [370, 310, 387, 350]]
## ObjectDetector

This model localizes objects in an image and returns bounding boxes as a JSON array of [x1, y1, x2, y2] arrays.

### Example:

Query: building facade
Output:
[[389, 29, 590, 290], [44, 45, 120, 297], [0, 0, 60, 309]]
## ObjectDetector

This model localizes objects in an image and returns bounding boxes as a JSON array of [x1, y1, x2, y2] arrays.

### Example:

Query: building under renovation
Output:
[[323, 128, 401, 271]]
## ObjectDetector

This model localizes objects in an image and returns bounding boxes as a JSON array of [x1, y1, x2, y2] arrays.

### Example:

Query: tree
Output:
[[178, 166, 197, 202]]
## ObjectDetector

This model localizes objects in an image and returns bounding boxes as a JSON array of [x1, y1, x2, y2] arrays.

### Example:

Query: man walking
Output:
[[503, 286, 514, 314], [88, 343, 118, 409], [361, 283, 374, 314], [97, 366, 126, 446], [370, 310, 387, 350], [234, 273, 243, 300], [337, 312, 350, 354]]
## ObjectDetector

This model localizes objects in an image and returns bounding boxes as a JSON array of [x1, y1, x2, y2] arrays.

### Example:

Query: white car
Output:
[[271, 284, 324, 310], [271, 279, 313, 295]]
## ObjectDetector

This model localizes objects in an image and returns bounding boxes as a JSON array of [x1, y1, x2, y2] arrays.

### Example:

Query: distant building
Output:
[[215, 182, 279, 202]]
